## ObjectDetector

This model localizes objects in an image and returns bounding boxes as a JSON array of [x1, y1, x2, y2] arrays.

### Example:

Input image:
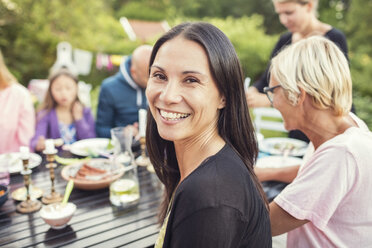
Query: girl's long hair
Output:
[[146, 22, 267, 222]]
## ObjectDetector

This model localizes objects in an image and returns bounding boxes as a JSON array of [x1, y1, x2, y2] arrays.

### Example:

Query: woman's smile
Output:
[[146, 36, 225, 143], [159, 109, 191, 122]]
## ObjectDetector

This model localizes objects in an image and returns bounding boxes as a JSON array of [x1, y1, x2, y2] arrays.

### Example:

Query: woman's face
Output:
[[146, 37, 225, 143], [269, 75, 299, 131], [274, 1, 312, 34], [51, 75, 78, 108]]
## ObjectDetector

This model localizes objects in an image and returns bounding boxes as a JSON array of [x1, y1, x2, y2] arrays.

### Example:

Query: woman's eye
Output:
[[184, 77, 199, 84], [152, 73, 167, 81]]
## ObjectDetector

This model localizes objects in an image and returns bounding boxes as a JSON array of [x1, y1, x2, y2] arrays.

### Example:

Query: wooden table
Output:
[[0, 155, 162, 247]]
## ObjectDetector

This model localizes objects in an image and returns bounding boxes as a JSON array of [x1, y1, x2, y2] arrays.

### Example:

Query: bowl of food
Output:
[[0, 185, 9, 208], [39, 202, 76, 230], [61, 159, 124, 190]]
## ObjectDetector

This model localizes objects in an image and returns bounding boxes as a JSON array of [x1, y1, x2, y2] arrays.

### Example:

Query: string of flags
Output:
[[51, 42, 126, 76], [96, 53, 125, 71]]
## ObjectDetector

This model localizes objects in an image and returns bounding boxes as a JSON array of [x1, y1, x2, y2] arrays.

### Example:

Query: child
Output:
[[30, 68, 95, 152]]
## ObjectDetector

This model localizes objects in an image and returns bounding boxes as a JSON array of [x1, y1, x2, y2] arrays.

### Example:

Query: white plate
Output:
[[69, 138, 112, 157], [256, 156, 303, 169], [256, 132, 264, 143], [259, 137, 308, 156], [0, 153, 42, 174]]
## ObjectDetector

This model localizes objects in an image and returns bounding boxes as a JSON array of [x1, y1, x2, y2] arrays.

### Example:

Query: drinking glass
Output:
[[109, 126, 140, 208]]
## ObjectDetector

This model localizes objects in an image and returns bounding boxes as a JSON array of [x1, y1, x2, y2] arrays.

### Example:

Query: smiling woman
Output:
[[146, 22, 271, 248]]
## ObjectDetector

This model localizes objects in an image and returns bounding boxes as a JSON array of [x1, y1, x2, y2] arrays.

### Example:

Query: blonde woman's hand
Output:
[[72, 101, 83, 121], [245, 87, 271, 108]]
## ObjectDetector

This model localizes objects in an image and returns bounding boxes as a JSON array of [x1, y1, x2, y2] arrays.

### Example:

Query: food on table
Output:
[[39, 202, 76, 230], [273, 142, 296, 151], [67, 160, 116, 181], [75, 163, 106, 180]]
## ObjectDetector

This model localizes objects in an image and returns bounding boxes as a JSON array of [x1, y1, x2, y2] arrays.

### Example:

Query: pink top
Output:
[[275, 114, 372, 247], [0, 83, 35, 153]]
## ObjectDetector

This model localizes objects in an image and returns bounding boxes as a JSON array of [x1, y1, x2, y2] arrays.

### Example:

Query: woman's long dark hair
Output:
[[146, 22, 267, 222]]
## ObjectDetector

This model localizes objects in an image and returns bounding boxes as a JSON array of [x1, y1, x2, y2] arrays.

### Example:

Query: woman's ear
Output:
[[306, 1, 314, 13], [218, 97, 226, 109], [296, 87, 307, 106]]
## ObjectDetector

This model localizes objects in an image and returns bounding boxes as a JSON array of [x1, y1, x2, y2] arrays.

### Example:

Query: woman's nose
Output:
[[159, 81, 182, 104]]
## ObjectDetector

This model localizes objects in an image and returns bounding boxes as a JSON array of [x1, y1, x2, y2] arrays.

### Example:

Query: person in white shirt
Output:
[[265, 36, 372, 247]]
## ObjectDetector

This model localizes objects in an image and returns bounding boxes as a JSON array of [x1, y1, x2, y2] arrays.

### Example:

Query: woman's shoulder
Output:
[[277, 32, 292, 45], [175, 144, 259, 211], [10, 83, 30, 96], [194, 144, 252, 184], [273, 32, 293, 55], [325, 27, 346, 40]]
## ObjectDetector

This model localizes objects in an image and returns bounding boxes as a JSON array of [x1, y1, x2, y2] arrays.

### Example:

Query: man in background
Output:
[[96, 45, 152, 138]]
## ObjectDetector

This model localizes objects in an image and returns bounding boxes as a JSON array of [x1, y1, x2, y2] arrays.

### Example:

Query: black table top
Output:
[[0, 155, 162, 248]]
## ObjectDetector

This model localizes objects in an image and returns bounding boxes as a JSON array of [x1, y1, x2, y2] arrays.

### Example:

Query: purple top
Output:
[[30, 108, 96, 151]]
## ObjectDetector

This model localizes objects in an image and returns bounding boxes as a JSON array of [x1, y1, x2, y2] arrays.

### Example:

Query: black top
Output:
[[254, 28, 348, 92], [253, 28, 349, 142], [162, 144, 271, 248]]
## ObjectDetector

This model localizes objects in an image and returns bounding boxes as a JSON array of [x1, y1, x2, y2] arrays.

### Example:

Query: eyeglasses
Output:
[[263, 85, 282, 105]]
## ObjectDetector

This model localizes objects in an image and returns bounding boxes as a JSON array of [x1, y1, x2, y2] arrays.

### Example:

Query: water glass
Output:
[[109, 126, 140, 208]]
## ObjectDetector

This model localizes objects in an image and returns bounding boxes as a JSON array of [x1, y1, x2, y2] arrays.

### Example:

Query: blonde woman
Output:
[[267, 36, 372, 247], [246, 0, 349, 141], [0, 50, 35, 153]]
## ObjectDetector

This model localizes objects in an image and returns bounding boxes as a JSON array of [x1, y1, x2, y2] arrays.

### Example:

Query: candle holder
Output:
[[16, 157, 42, 213], [135, 137, 150, 167], [42, 150, 62, 204]]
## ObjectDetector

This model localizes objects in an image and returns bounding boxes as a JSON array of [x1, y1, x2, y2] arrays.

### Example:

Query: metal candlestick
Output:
[[16, 157, 42, 213], [136, 137, 150, 167], [41, 152, 62, 204]]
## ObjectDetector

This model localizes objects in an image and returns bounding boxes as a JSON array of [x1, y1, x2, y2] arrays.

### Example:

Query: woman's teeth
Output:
[[160, 110, 190, 121]]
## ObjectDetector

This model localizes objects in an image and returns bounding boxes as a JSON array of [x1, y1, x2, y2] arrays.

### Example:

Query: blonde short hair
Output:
[[270, 36, 352, 116]]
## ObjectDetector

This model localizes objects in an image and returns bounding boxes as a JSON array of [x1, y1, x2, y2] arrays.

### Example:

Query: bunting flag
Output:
[[73, 48, 93, 75], [96, 53, 125, 71]]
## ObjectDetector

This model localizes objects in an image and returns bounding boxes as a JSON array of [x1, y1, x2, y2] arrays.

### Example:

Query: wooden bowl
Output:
[[61, 159, 124, 190]]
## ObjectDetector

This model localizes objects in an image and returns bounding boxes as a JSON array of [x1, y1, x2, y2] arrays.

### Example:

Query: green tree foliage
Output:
[[346, 0, 372, 56], [0, 0, 140, 86], [203, 16, 278, 80], [114, 0, 174, 21], [169, 0, 284, 34], [344, 0, 372, 99], [318, 0, 350, 28]]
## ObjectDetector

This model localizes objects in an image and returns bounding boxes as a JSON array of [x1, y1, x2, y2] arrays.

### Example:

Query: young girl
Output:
[[30, 68, 95, 152]]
